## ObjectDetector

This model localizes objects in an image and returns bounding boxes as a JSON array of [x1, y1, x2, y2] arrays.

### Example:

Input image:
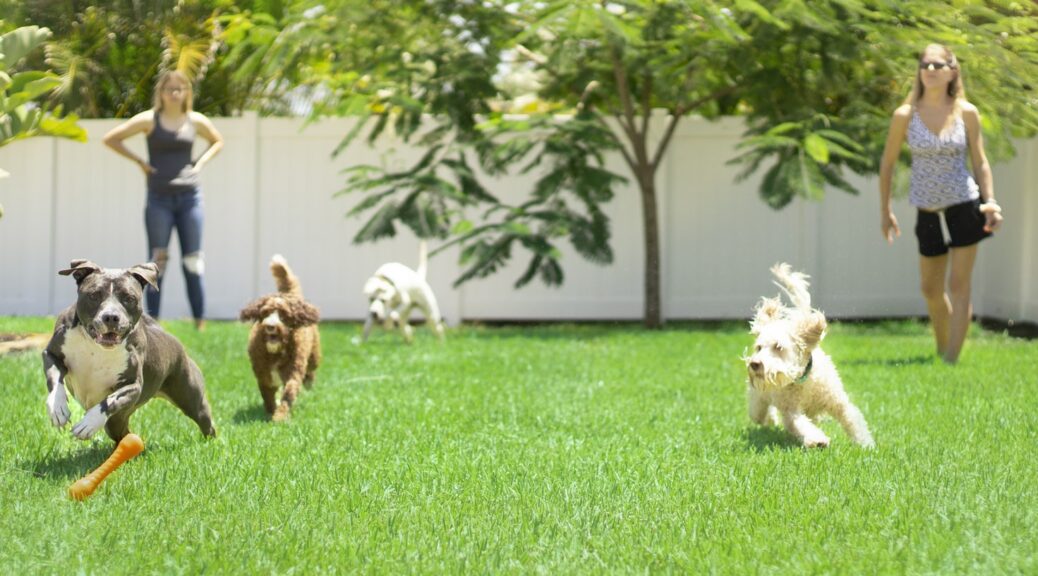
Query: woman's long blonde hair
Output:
[[902, 44, 967, 107], [152, 70, 194, 113]]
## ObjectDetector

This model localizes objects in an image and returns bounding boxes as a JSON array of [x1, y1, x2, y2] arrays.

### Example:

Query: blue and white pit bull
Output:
[[43, 259, 216, 442]]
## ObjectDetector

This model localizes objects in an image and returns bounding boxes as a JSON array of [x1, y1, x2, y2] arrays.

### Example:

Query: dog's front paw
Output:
[[71, 405, 108, 440], [46, 387, 71, 428], [272, 405, 291, 423], [802, 433, 830, 449]]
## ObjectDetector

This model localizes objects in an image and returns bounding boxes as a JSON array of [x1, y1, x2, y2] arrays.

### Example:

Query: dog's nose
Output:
[[101, 312, 120, 326], [749, 360, 762, 373]]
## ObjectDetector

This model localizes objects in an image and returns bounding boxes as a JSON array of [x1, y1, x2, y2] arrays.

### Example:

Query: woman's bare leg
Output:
[[919, 254, 951, 357], [944, 245, 979, 364]]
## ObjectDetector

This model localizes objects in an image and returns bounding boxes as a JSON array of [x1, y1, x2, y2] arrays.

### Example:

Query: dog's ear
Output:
[[128, 262, 160, 291], [283, 299, 320, 328], [362, 277, 384, 299], [58, 260, 102, 285], [239, 296, 269, 322], [797, 311, 827, 349], [750, 297, 783, 334]]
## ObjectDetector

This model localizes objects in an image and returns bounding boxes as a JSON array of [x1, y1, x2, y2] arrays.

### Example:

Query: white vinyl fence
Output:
[[1, 112, 1035, 325]]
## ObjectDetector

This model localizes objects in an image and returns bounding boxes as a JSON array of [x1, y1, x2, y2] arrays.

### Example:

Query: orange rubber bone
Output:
[[68, 433, 145, 501]]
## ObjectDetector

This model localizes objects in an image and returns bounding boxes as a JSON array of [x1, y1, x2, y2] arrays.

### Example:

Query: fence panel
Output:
[[0, 114, 1033, 324]]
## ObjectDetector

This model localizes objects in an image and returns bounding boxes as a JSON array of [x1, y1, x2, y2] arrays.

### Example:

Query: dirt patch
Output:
[[0, 333, 49, 356]]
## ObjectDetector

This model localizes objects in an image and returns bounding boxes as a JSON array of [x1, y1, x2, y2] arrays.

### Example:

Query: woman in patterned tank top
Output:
[[103, 71, 224, 331], [878, 44, 1003, 364]]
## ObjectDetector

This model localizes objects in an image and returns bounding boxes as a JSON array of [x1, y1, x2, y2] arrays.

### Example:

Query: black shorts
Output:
[[915, 198, 991, 257]]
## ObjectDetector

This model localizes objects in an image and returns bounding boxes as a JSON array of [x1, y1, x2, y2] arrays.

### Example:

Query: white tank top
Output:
[[907, 109, 979, 210]]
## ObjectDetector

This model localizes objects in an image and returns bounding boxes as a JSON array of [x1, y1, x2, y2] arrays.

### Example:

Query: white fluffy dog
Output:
[[745, 263, 874, 448], [361, 241, 445, 344]]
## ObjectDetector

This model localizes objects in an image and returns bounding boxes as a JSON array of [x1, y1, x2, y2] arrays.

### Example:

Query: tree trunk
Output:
[[638, 171, 662, 329]]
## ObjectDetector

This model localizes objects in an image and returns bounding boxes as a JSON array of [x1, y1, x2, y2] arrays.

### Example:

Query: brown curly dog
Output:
[[240, 255, 321, 422]]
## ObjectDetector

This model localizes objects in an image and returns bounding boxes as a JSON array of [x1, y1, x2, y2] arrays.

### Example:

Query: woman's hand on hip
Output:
[[137, 159, 156, 175]]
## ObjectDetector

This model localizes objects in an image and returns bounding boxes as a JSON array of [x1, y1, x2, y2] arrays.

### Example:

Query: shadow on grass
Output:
[[978, 317, 1038, 340], [842, 354, 934, 367], [742, 426, 801, 452], [23, 441, 162, 481], [232, 404, 270, 425]]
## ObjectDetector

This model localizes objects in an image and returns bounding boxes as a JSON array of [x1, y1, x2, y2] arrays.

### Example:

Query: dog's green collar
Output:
[[794, 356, 814, 384]]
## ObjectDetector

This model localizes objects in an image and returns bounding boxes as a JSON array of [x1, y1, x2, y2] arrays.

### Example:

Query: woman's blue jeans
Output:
[[144, 188, 205, 320]]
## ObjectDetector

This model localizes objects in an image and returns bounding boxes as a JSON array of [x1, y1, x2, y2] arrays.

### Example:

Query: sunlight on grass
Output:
[[1, 318, 1035, 573]]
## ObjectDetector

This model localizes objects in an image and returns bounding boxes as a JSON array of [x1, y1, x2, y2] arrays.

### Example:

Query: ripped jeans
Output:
[[144, 187, 205, 320]]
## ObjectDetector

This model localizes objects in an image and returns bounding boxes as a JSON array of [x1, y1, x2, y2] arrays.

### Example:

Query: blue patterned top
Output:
[[907, 109, 979, 210]]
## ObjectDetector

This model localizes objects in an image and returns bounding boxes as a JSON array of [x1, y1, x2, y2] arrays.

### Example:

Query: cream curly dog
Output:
[[745, 263, 874, 448]]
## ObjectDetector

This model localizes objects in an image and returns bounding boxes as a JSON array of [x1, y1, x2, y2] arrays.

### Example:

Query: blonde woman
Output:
[[103, 71, 224, 330], [878, 44, 1003, 364]]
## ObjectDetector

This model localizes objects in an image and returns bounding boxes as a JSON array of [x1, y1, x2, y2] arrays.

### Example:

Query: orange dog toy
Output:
[[68, 433, 145, 501]]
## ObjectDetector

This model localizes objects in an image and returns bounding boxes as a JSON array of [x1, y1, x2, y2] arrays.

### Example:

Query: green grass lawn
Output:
[[0, 316, 1035, 574]]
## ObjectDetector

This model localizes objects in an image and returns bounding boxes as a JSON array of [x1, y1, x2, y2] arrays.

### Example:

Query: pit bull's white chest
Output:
[[61, 326, 130, 409]]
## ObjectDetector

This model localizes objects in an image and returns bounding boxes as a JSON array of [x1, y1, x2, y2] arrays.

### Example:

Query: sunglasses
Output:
[[919, 61, 952, 71]]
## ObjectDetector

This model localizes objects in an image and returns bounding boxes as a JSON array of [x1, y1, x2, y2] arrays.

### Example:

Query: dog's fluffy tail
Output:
[[270, 254, 303, 297], [770, 262, 811, 312], [416, 240, 428, 280]]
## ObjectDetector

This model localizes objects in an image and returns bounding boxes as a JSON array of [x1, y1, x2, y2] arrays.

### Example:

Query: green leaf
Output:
[[453, 237, 514, 287], [814, 129, 864, 152], [803, 133, 830, 164], [331, 114, 372, 158], [734, 0, 788, 29], [514, 254, 544, 288], [796, 149, 826, 201], [6, 76, 62, 110], [538, 258, 564, 286], [0, 26, 52, 68], [353, 201, 399, 244], [347, 188, 397, 216], [451, 220, 474, 235], [505, 222, 531, 236], [38, 115, 87, 142], [820, 164, 860, 196], [765, 122, 802, 136]]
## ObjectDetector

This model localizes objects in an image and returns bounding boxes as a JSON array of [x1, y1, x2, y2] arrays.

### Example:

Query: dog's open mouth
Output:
[[95, 331, 122, 348]]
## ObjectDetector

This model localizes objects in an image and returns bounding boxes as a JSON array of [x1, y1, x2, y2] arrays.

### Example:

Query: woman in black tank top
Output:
[[102, 70, 224, 330]]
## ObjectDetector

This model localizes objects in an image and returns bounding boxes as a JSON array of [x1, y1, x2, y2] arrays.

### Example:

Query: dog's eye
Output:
[[773, 344, 783, 352], [755, 345, 761, 352]]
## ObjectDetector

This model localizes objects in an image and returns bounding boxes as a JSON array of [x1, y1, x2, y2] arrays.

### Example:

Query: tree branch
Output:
[[651, 83, 739, 170], [675, 82, 739, 118], [609, 44, 641, 145], [594, 111, 637, 174], [640, 73, 652, 138]]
